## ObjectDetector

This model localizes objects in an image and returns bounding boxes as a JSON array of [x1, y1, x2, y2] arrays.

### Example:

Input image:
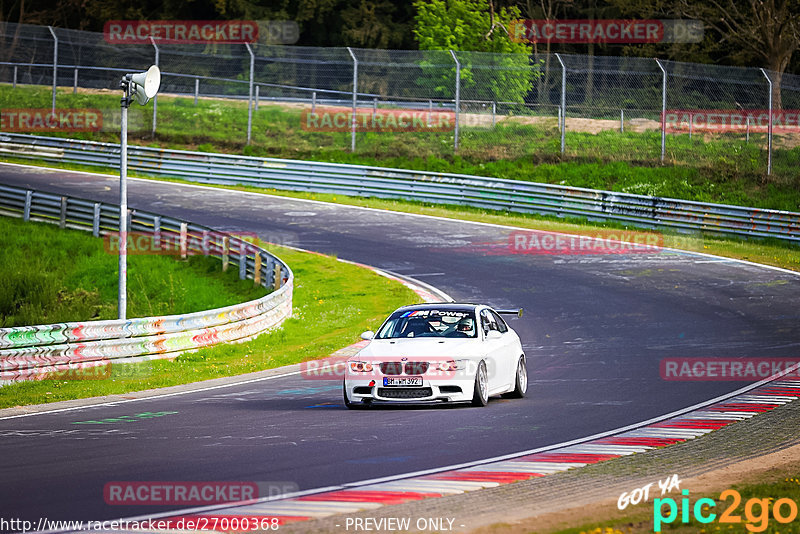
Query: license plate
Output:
[[383, 376, 423, 387]]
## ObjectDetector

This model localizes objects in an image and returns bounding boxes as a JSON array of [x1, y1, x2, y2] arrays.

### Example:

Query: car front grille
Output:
[[377, 387, 433, 399], [404, 362, 429, 374], [380, 362, 403, 375]]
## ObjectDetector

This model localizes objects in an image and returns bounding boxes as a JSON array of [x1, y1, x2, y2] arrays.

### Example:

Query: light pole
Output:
[[118, 65, 160, 320]]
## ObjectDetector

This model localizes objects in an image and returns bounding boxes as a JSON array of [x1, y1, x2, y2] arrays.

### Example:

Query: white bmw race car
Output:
[[343, 303, 527, 408]]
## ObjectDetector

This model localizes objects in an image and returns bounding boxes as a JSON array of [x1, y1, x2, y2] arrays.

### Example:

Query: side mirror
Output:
[[361, 331, 375, 341], [486, 330, 502, 340]]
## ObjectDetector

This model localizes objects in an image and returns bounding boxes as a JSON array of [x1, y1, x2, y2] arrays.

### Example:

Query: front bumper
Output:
[[344, 376, 475, 404]]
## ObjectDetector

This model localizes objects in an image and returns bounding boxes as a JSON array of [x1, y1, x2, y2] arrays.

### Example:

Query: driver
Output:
[[456, 317, 475, 336]]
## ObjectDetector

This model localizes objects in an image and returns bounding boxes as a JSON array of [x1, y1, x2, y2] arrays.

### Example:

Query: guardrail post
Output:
[[449, 50, 461, 152], [245, 43, 255, 145], [201, 229, 209, 255], [73, 68, 78, 94], [59, 197, 67, 228], [555, 53, 566, 155], [760, 68, 773, 176], [150, 37, 159, 139], [254, 253, 262, 285], [180, 222, 188, 259], [153, 216, 161, 249], [194, 78, 199, 105], [222, 236, 230, 271], [655, 59, 667, 163], [23, 190, 32, 221], [48, 26, 58, 113], [238, 244, 247, 280], [347, 47, 358, 152], [92, 203, 100, 236]]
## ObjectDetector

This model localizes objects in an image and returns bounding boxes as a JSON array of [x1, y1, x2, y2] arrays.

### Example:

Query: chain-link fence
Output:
[[2, 21, 799, 177]]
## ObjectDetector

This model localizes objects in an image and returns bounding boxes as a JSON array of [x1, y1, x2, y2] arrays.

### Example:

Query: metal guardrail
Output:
[[0, 182, 293, 384], [1, 133, 799, 243]]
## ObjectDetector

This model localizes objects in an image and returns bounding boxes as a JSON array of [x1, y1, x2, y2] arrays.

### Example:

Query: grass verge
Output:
[[0, 216, 266, 327], [0, 242, 421, 408], [1, 84, 799, 211]]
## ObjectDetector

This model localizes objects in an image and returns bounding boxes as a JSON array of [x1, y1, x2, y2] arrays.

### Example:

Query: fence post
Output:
[[689, 112, 693, 140], [620, 109, 624, 133], [239, 244, 247, 280], [180, 222, 188, 259], [555, 53, 566, 154], [153, 215, 161, 249], [449, 50, 461, 152], [760, 68, 773, 176], [194, 78, 199, 105], [746, 116, 750, 143], [13, 65, 17, 88], [222, 236, 230, 271], [347, 47, 358, 152], [59, 197, 67, 228], [254, 253, 262, 286], [373, 97, 377, 120], [73, 68, 78, 94], [23, 190, 32, 221], [428, 99, 432, 127], [255, 85, 260, 111], [311, 91, 316, 114], [93, 203, 100, 237], [245, 43, 255, 145], [492, 101, 496, 127], [655, 59, 667, 163], [150, 37, 159, 139], [48, 26, 58, 113]]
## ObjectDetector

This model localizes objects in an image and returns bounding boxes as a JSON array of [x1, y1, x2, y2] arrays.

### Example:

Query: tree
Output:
[[673, 0, 799, 109], [413, 0, 540, 104]]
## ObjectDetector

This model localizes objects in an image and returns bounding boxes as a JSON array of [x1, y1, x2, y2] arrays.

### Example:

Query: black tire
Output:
[[471, 361, 489, 407], [343, 383, 358, 410], [506, 356, 528, 399], [343, 382, 370, 410]]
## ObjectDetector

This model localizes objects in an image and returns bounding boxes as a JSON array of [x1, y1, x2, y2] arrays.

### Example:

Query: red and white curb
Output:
[[137, 374, 800, 531]]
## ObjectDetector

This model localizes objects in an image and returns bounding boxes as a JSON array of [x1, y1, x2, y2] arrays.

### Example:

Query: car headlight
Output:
[[349, 361, 373, 373], [437, 359, 467, 371]]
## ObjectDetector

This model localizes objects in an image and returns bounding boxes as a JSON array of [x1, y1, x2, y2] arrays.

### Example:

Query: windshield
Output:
[[375, 309, 477, 339]]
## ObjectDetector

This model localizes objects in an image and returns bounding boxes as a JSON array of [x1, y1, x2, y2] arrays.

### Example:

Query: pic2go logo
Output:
[[653, 489, 800, 532]]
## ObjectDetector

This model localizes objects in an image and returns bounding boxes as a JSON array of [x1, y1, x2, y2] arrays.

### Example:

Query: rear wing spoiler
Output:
[[495, 308, 523, 318]]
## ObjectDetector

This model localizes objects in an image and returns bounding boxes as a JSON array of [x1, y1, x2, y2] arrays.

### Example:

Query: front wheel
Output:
[[343, 383, 365, 410], [506, 356, 527, 398], [471, 361, 489, 407]]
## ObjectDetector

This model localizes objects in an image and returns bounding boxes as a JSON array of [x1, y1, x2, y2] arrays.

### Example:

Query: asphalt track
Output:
[[2, 163, 800, 525]]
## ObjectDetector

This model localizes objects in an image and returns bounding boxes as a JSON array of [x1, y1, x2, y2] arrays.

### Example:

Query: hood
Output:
[[354, 337, 481, 360]]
